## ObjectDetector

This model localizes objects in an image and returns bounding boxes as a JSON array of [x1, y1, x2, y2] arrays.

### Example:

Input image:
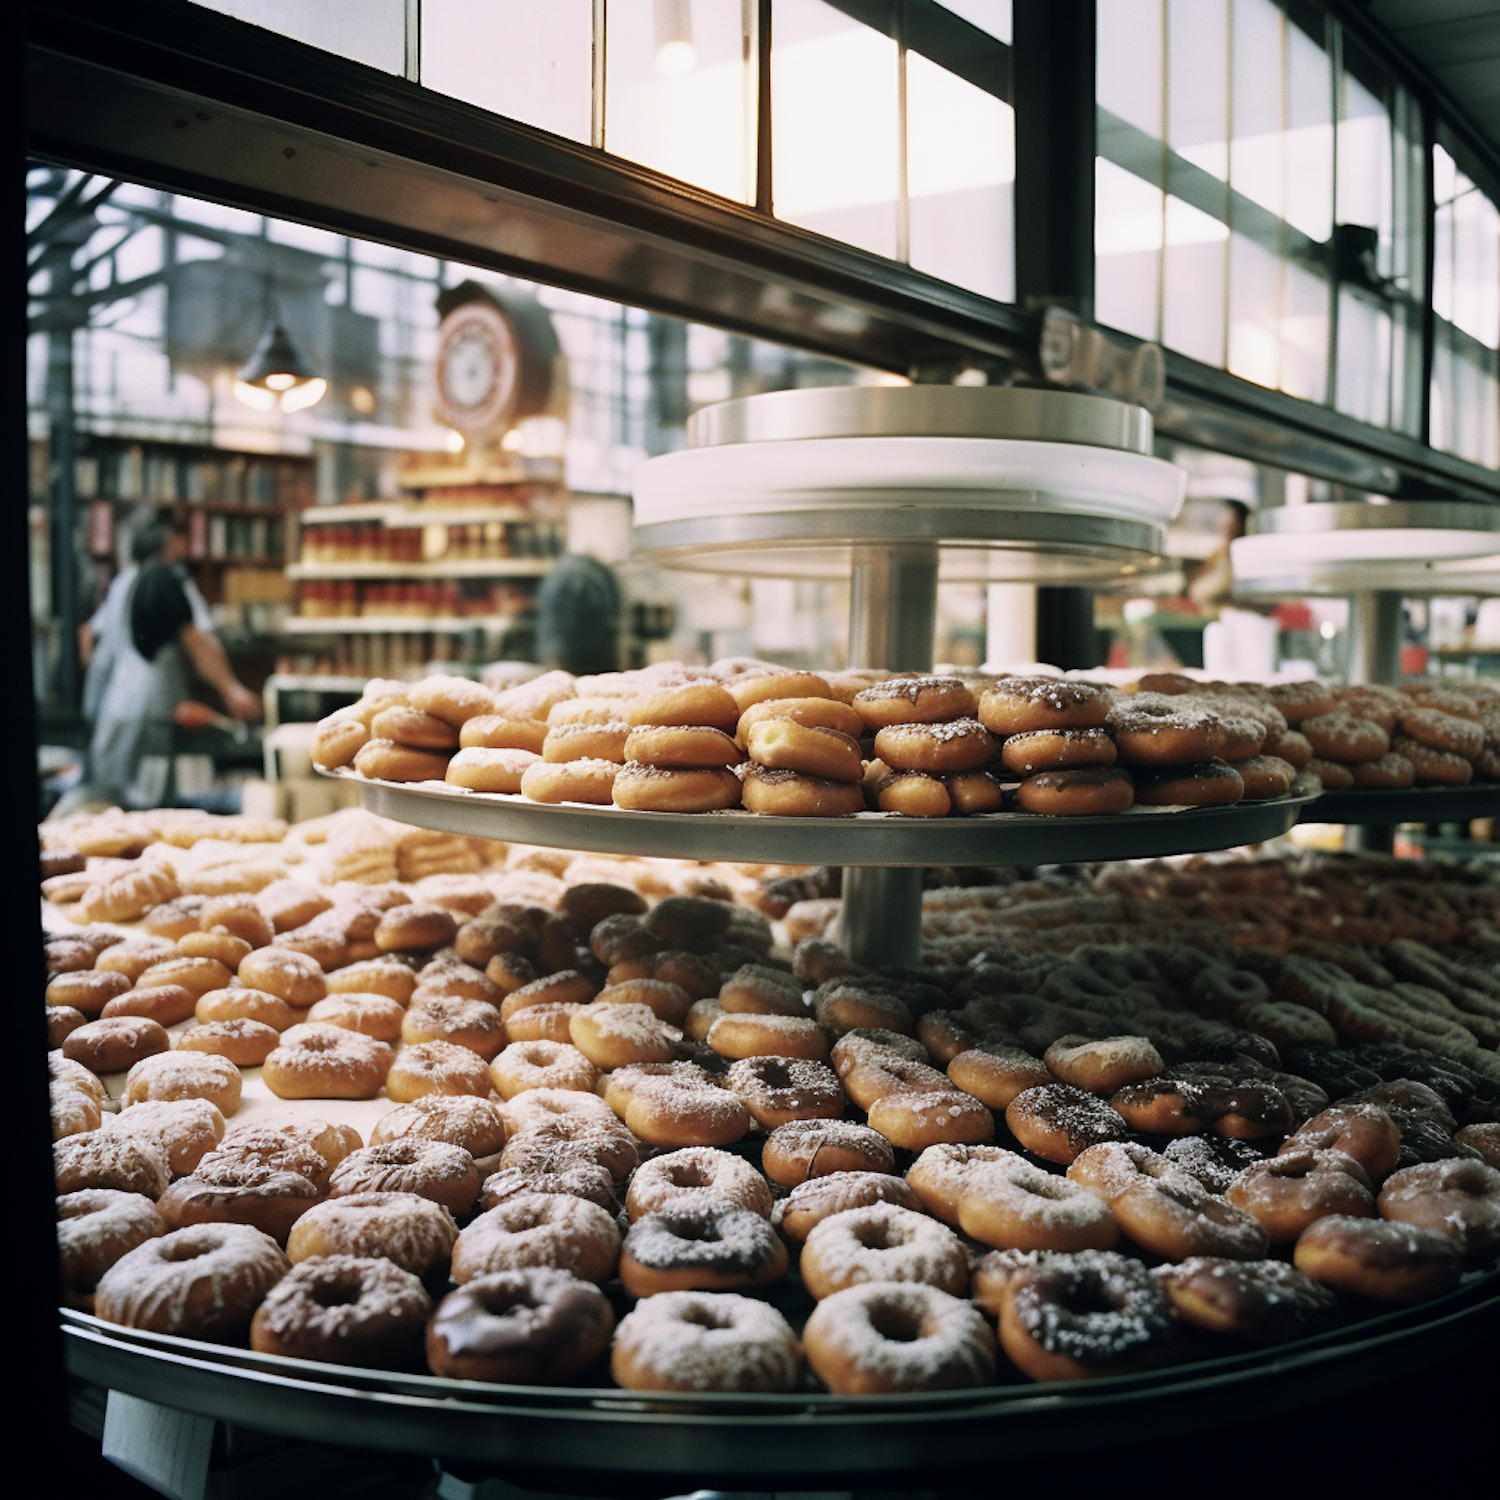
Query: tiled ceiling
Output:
[[1362, 0, 1500, 157]]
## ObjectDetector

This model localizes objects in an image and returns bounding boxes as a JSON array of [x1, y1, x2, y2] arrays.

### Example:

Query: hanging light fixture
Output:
[[654, 0, 697, 75], [233, 322, 328, 412]]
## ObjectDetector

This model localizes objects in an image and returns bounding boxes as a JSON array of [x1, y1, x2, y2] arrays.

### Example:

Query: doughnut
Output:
[[1390, 732, 1473, 785], [611, 1289, 801, 1392], [1108, 700, 1225, 766], [458, 714, 548, 754], [177, 932, 254, 971], [428, 1268, 615, 1382], [747, 720, 864, 782], [96, 938, 177, 981], [353, 739, 451, 782], [1016, 766, 1134, 816], [852, 676, 976, 729], [719, 1055, 841, 1129], [619, 1204, 788, 1296], [621, 724, 740, 768], [803, 1281, 996, 1394], [542, 720, 631, 764], [717, 966, 805, 1021], [195, 986, 296, 1031], [1131, 760, 1245, 808], [876, 772, 952, 817], [386, 1040, 495, 1102], [199, 896, 275, 949], [250, 1254, 431, 1367], [735, 696, 865, 750], [93, 1223, 289, 1337], [740, 765, 866, 817], [706, 1011, 831, 1063], [262, 1023, 392, 1101], [1264, 728, 1314, 768], [1267, 681, 1335, 723], [1301, 712, 1391, 764], [611, 763, 742, 812], [776, 1172, 924, 1244], [47, 969, 132, 1017], [799, 1203, 968, 1300], [123, 1052, 242, 1116], [1216, 715, 1267, 760], [956, 1154, 1120, 1252], [56, 1134, 171, 1200], [761, 1120, 895, 1186], [156, 1156, 323, 1243], [626, 1146, 774, 1221], [812, 981, 911, 1034], [401, 995, 506, 1060], [312, 712, 369, 769], [286, 1191, 458, 1275], [217, 1118, 361, 1181], [101, 1098, 226, 1177], [1294, 1213, 1462, 1301], [1377, 1159, 1500, 1259], [451, 1193, 621, 1284], [1153, 1257, 1337, 1342], [501, 1086, 621, 1135], [867, 1089, 995, 1150], [1111, 1076, 1292, 1141], [1044, 1035, 1163, 1096], [1232, 754, 1298, 800], [444, 747, 541, 792], [370, 1094, 507, 1166], [501, 1117, 639, 1184], [63, 1017, 170, 1075], [1005, 1085, 1130, 1165], [490, 1039, 598, 1098], [1282, 1103, 1401, 1180], [727, 670, 835, 712], [1399, 706, 1484, 758], [567, 1002, 679, 1069], [502, 971, 599, 1024], [1000, 728, 1116, 775], [830, 1028, 930, 1075], [480, 1159, 618, 1214], [1225, 1149, 1375, 1242], [324, 958, 418, 1004], [50, 1079, 99, 1138], [1348, 752, 1416, 789], [51, 1053, 107, 1105], [978, 678, 1111, 735], [176, 1019, 281, 1067], [610, 1067, 751, 1148], [624, 683, 741, 734], [57, 1189, 168, 1310], [996, 1250, 1179, 1381], [1331, 688, 1400, 732], [328, 1139, 480, 1217], [408, 674, 496, 727], [505, 1002, 584, 1045], [944, 769, 1007, 812], [520, 758, 620, 805], [453, 918, 532, 970], [1306, 756, 1356, 790], [303, 991, 404, 1043], [842, 1052, 950, 1111], [141, 897, 208, 940], [1455, 1123, 1500, 1169], [946, 1042, 1054, 1109], [374, 903, 458, 955], [1068, 1143, 1270, 1261]]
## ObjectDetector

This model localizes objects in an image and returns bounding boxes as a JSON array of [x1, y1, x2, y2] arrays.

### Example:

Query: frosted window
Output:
[[1227, 231, 1282, 389], [1336, 290, 1391, 426], [1097, 0, 1163, 141], [1283, 17, 1333, 244], [190, 1, 405, 74], [421, 0, 592, 144], [1095, 159, 1162, 343]]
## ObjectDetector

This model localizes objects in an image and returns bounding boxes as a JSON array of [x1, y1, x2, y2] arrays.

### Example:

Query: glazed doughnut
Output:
[[250, 1254, 431, 1368], [445, 747, 541, 792], [1399, 706, 1484, 759], [724, 1055, 843, 1127], [1005, 1084, 1130, 1165], [1068, 1143, 1270, 1261], [47, 969, 132, 1016], [999, 728, 1116, 776], [1306, 756, 1355, 790], [1131, 759, 1245, 808], [374, 903, 458, 955], [622, 724, 741, 768], [956, 1154, 1120, 1252], [803, 1282, 995, 1394], [1377, 1159, 1500, 1259], [63, 1017, 170, 1075], [735, 696, 865, 750], [451, 1193, 621, 1284], [1282, 1103, 1401, 1180], [944, 769, 1007, 812], [1016, 766, 1134, 816], [176, 1019, 281, 1067], [876, 773, 952, 817], [262, 1024, 392, 1101], [946, 1042, 1052, 1108], [996, 1250, 1179, 1381], [624, 682, 741, 734], [854, 676, 978, 728], [1153, 1256, 1336, 1342], [286, 1191, 458, 1276], [800, 1203, 969, 1299], [867, 1089, 995, 1150], [740, 766, 866, 816], [1350, 752, 1416, 789], [625, 1146, 774, 1222], [706, 1011, 830, 1062], [1044, 1035, 1163, 1096], [1294, 1213, 1462, 1301], [428, 1268, 615, 1382], [761, 1120, 895, 1186], [978, 678, 1111, 735], [1108, 699, 1225, 766], [401, 995, 506, 1059], [520, 758, 620, 805], [56, 1189, 167, 1309], [156, 1156, 323, 1243], [1225, 1149, 1376, 1243], [329, 1139, 480, 1217], [1390, 732, 1473, 785], [490, 1040, 598, 1099], [101, 1097, 226, 1177], [94, 1223, 289, 1337], [619, 1204, 788, 1296], [777, 1171, 924, 1242], [611, 1290, 801, 1392], [353, 739, 451, 782], [747, 720, 864, 782], [811, 980, 911, 1034], [612, 763, 742, 812], [1232, 754, 1298, 800], [458, 714, 548, 753], [123, 1052, 243, 1116], [1301, 712, 1391, 764], [385, 1040, 494, 1102]]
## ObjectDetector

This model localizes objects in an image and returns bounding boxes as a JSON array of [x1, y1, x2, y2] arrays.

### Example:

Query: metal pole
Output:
[[44, 238, 81, 714], [1347, 590, 1402, 852]]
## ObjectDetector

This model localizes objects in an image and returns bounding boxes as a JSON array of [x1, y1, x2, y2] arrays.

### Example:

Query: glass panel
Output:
[[935, 0, 1012, 45], [906, 52, 1014, 303], [1451, 168, 1500, 349], [1335, 289, 1390, 426], [190, 0, 406, 74], [605, 0, 753, 203], [1227, 231, 1283, 388], [421, 0, 593, 144], [1283, 13, 1333, 244], [1095, 159, 1162, 342], [1097, 0, 1163, 140], [1162, 197, 1228, 366], [1337, 67, 1392, 271], [1228, 0, 1285, 225], [1281, 261, 1330, 403], [771, 0, 899, 259]]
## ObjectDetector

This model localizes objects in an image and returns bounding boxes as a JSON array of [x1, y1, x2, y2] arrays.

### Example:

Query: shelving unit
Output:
[[287, 559, 553, 580], [281, 616, 518, 634]]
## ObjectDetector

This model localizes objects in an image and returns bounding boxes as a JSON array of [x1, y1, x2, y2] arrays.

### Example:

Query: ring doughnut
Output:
[[1391, 732, 1474, 785], [625, 683, 741, 734], [747, 720, 864, 782], [725, 1055, 844, 1127], [262, 1023, 392, 1101], [353, 739, 451, 782], [1108, 699, 1224, 766], [451, 1193, 621, 1284], [1264, 728, 1313, 768], [407, 674, 496, 727], [287, 1191, 458, 1276], [543, 721, 631, 763], [176, 1019, 280, 1067], [55, 1134, 170, 1200], [1232, 754, 1298, 800], [1005, 1084, 1130, 1164], [761, 1120, 895, 1186], [741, 766, 865, 817], [735, 696, 865, 750], [402, 995, 506, 1059], [1281, 1103, 1400, 1180], [156, 1156, 323, 1243], [100, 1097, 226, 1177], [726, 670, 836, 712], [1225, 1149, 1376, 1242], [47, 969, 133, 1016], [1377, 1159, 1500, 1259], [57, 1189, 166, 1309], [876, 772, 952, 817], [799, 1203, 968, 1299], [626, 1146, 774, 1221], [1301, 712, 1391, 764], [612, 763, 742, 812], [622, 725, 741, 768], [569, 1001, 680, 1068], [239, 946, 328, 1005], [1044, 1034, 1163, 1096], [908, 1142, 1043, 1223], [1267, 681, 1335, 723], [457, 715, 548, 753], [944, 769, 1006, 812], [956, 1153, 1120, 1252], [854, 676, 978, 729], [1152, 1256, 1336, 1342], [811, 981, 911, 1034], [978, 679, 1111, 735], [1398, 706, 1484, 759], [842, 1053, 950, 1111], [1293, 1213, 1462, 1301], [1016, 766, 1134, 816], [1131, 759, 1245, 808], [777, 1171, 924, 1242], [707, 1011, 830, 1062], [1350, 752, 1416, 789], [619, 1204, 788, 1296], [1306, 756, 1356, 790], [611, 1290, 802, 1392], [946, 1042, 1052, 1108], [1216, 715, 1267, 760], [374, 904, 458, 955], [520, 758, 621, 805], [123, 1052, 243, 1116], [328, 1139, 480, 1217], [371, 1094, 507, 1168], [445, 747, 541, 792], [867, 1089, 995, 1150], [63, 1017, 170, 1075], [1000, 728, 1116, 775], [369, 706, 459, 751], [303, 992, 405, 1043], [490, 1040, 598, 1098], [501, 1116, 639, 1184], [386, 1040, 495, 1102]]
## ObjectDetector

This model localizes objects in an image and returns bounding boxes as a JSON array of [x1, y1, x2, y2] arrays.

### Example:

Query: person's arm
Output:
[[179, 624, 263, 722], [78, 621, 96, 670]]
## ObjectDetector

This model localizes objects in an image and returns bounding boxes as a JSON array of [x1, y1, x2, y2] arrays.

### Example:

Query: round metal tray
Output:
[[60, 1272, 1500, 1483], [1301, 784, 1500, 825], [330, 771, 1319, 867]]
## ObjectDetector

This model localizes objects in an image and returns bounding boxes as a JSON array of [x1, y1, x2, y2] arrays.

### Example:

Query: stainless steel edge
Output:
[[1246, 502, 1500, 536], [1301, 785, 1500, 825], [1232, 566, 1500, 599], [686, 386, 1153, 453]]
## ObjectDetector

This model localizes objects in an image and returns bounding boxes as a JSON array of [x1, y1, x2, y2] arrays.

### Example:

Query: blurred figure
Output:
[[1187, 500, 1250, 608], [534, 553, 622, 675]]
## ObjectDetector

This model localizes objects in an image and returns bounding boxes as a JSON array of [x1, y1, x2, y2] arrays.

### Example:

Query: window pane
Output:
[[1227, 231, 1282, 388], [1451, 169, 1500, 349], [1281, 261, 1330, 403], [1098, 0, 1163, 140], [191, 0, 405, 73], [906, 52, 1014, 303], [1283, 15, 1333, 243], [1229, 0, 1285, 224], [771, 0, 899, 259], [1163, 197, 1228, 366], [1335, 290, 1390, 426], [605, 0, 753, 203], [1337, 69, 1391, 269], [1096, 159, 1162, 342], [422, 0, 592, 144]]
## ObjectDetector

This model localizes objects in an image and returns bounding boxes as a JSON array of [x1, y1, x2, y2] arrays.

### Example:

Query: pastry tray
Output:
[[1302, 785, 1500, 826], [61, 1270, 1500, 1485], [326, 771, 1320, 868]]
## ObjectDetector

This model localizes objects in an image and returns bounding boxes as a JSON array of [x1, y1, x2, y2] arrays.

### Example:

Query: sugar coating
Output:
[[622, 1205, 781, 1274], [804, 1280, 994, 1388], [801, 1204, 968, 1294], [288, 1191, 458, 1272], [613, 1291, 800, 1391]]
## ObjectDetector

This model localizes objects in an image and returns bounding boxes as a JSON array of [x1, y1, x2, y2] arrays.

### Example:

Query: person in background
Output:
[[534, 553, 622, 675], [77, 520, 262, 808], [1187, 499, 1250, 609]]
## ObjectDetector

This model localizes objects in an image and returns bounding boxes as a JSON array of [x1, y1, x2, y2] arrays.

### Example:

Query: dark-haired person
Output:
[[78, 522, 261, 807]]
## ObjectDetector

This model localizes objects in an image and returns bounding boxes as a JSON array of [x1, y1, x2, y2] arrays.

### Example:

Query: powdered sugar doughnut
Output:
[[287, 1191, 458, 1275], [123, 1052, 243, 1117], [867, 1090, 995, 1151], [999, 728, 1116, 775], [490, 1040, 598, 1099], [611, 1290, 801, 1392], [611, 1067, 752, 1149], [520, 758, 620, 805], [619, 1204, 788, 1296], [1225, 1149, 1375, 1243], [262, 1024, 392, 1101], [1391, 732, 1474, 785], [946, 1042, 1051, 1108], [1377, 1158, 1500, 1259], [329, 1139, 480, 1218], [979, 678, 1111, 735], [957, 1154, 1120, 1252], [101, 1098, 226, 1178], [1294, 1214, 1461, 1301], [1005, 1084, 1130, 1165], [371, 1095, 507, 1166], [1153, 1256, 1336, 1342], [451, 1193, 621, 1284], [1301, 712, 1391, 764], [776, 1171, 924, 1242], [569, 1001, 681, 1069], [612, 763, 743, 812], [1044, 1034, 1164, 1096], [1108, 698, 1224, 766], [57, 1189, 166, 1309], [799, 1203, 968, 1299], [905, 1143, 1017, 1224], [626, 1146, 774, 1221], [386, 1041, 494, 1102], [707, 1011, 831, 1062], [761, 1120, 896, 1186], [501, 1116, 639, 1184], [725, 1055, 844, 1127]]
